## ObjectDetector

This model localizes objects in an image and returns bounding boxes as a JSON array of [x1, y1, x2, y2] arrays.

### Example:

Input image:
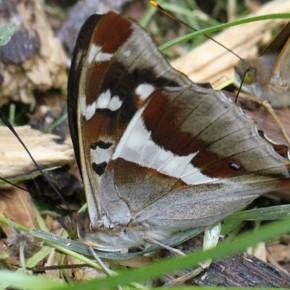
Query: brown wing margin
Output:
[[67, 14, 103, 175]]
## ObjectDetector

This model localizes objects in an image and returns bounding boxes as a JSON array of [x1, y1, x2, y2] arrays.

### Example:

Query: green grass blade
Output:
[[55, 218, 290, 290], [226, 204, 290, 221], [159, 13, 290, 50], [0, 270, 63, 290]]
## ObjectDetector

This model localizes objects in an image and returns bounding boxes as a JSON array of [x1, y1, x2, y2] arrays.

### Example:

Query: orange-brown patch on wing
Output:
[[92, 11, 133, 54], [81, 112, 113, 154], [192, 149, 246, 178], [85, 62, 108, 104], [143, 90, 203, 155]]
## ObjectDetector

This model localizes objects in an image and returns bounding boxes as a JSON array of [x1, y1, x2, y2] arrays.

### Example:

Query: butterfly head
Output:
[[234, 59, 257, 85]]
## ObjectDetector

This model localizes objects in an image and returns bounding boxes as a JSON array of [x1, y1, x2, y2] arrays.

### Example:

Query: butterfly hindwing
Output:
[[105, 86, 290, 232]]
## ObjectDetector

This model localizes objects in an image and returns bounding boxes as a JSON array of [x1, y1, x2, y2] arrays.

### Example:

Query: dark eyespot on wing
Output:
[[229, 161, 241, 171], [90, 140, 113, 150], [92, 162, 107, 176]]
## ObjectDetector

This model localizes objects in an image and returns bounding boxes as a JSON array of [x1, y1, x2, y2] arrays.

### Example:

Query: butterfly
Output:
[[235, 22, 290, 108], [66, 11, 290, 253]]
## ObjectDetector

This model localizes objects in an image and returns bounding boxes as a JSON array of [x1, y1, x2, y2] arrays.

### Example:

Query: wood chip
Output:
[[0, 0, 67, 106], [0, 126, 74, 179]]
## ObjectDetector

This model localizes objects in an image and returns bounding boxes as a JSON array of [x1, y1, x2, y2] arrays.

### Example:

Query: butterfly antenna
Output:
[[234, 68, 251, 103], [150, 1, 243, 61], [0, 109, 69, 207]]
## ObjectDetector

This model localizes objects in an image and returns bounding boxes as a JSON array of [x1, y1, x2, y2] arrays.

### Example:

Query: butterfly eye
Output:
[[243, 68, 256, 85]]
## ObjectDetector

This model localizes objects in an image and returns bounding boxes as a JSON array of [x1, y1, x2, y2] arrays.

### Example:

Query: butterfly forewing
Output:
[[68, 12, 290, 251], [69, 11, 203, 225]]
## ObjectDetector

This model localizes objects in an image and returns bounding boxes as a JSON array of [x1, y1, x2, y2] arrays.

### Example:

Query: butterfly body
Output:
[[235, 22, 290, 108], [67, 12, 290, 252]]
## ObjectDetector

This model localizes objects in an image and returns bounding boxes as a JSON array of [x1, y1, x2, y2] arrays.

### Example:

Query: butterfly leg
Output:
[[88, 247, 128, 290], [88, 246, 116, 276], [142, 236, 185, 256]]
